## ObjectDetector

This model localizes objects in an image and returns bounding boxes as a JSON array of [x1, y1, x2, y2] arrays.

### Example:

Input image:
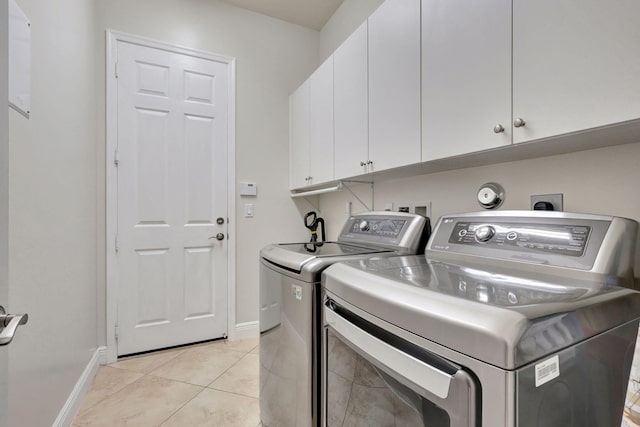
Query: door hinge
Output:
[[115, 235, 119, 253], [114, 148, 119, 167], [114, 323, 119, 342], [115, 61, 119, 79]]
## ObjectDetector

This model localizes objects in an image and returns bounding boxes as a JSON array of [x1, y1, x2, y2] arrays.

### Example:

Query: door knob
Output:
[[209, 233, 225, 241], [0, 305, 29, 346]]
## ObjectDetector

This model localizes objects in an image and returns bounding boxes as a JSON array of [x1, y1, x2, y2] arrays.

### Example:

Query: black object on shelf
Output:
[[304, 211, 326, 252]]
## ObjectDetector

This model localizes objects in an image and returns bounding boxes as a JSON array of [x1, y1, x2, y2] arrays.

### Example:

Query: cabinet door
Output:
[[290, 81, 310, 189], [422, 0, 511, 160], [334, 22, 369, 179], [513, 0, 640, 143], [309, 56, 334, 185], [368, 0, 421, 172]]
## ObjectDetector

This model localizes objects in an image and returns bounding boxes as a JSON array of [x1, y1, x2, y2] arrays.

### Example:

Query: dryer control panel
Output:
[[427, 211, 638, 277], [448, 222, 591, 257]]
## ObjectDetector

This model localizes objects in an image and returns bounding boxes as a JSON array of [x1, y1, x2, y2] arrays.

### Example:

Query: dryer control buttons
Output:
[[475, 225, 495, 242]]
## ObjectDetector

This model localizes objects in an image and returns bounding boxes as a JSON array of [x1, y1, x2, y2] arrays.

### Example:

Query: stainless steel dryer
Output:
[[260, 211, 430, 427], [322, 211, 640, 427]]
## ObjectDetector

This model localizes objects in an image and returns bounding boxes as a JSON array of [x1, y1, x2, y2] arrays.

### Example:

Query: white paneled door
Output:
[[115, 40, 229, 356]]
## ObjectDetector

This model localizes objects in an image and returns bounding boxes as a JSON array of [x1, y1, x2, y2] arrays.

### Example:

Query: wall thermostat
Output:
[[477, 182, 505, 209], [240, 182, 257, 196]]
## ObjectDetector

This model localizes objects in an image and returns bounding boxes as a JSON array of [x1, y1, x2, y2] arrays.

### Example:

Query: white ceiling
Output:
[[220, 0, 344, 31]]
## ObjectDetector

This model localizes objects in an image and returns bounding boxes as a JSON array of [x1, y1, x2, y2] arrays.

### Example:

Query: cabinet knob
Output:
[[360, 161, 366, 167], [367, 160, 373, 165], [514, 118, 526, 128], [493, 124, 505, 133]]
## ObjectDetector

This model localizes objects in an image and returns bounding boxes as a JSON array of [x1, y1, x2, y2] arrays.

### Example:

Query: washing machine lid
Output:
[[260, 242, 391, 274], [323, 257, 640, 370], [260, 211, 431, 275]]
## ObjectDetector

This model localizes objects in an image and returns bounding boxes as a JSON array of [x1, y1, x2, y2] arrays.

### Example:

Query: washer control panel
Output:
[[448, 221, 591, 257], [349, 219, 407, 238], [338, 212, 430, 254], [425, 211, 640, 272]]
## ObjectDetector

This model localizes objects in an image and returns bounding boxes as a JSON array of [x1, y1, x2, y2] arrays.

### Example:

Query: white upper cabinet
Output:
[[422, 0, 512, 161], [290, 80, 310, 189], [290, 57, 335, 190], [368, 0, 421, 172], [512, 0, 640, 143], [334, 22, 369, 180], [309, 56, 335, 184], [292, 0, 640, 191]]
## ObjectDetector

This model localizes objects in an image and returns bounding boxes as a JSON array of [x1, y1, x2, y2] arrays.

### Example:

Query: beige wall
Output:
[[8, 0, 99, 425], [94, 0, 320, 340]]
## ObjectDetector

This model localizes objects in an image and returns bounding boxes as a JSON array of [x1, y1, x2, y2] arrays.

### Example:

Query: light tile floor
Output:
[[72, 338, 261, 427]]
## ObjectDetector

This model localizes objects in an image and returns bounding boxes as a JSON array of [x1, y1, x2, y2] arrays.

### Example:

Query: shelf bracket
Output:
[[342, 180, 374, 212]]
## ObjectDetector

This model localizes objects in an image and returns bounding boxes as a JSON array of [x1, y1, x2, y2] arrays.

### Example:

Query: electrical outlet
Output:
[[397, 203, 410, 213], [412, 202, 432, 218], [397, 201, 411, 213], [530, 194, 563, 211]]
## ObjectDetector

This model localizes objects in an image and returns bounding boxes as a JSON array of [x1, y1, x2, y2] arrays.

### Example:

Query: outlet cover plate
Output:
[[530, 194, 563, 211]]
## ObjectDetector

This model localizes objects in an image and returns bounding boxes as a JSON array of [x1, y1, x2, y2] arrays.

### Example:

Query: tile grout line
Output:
[[206, 384, 259, 400], [75, 339, 259, 425], [156, 343, 258, 426], [74, 368, 147, 418], [203, 348, 254, 389], [156, 384, 208, 427]]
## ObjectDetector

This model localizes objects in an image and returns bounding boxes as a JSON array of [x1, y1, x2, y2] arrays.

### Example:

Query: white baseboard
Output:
[[229, 321, 259, 341], [53, 346, 107, 427]]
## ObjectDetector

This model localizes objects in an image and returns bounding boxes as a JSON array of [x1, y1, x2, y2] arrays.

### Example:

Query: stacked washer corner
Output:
[[259, 211, 431, 427], [322, 210, 640, 427]]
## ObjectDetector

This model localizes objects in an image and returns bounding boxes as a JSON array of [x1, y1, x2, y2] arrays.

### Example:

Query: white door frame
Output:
[[105, 30, 237, 363]]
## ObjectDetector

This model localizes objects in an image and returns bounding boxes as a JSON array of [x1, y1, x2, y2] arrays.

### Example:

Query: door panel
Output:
[[116, 40, 228, 355], [513, 0, 640, 143], [368, 0, 421, 172], [422, 0, 511, 160], [309, 56, 334, 185], [184, 247, 215, 318], [334, 22, 368, 179], [290, 81, 310, 189]]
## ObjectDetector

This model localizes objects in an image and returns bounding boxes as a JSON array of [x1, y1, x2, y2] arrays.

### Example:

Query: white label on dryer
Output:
[[291, 284, 302, 301], [535, 355, 560, 387]]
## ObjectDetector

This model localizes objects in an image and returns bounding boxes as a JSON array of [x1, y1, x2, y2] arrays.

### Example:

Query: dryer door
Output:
[[323, 300, 479, 427]]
